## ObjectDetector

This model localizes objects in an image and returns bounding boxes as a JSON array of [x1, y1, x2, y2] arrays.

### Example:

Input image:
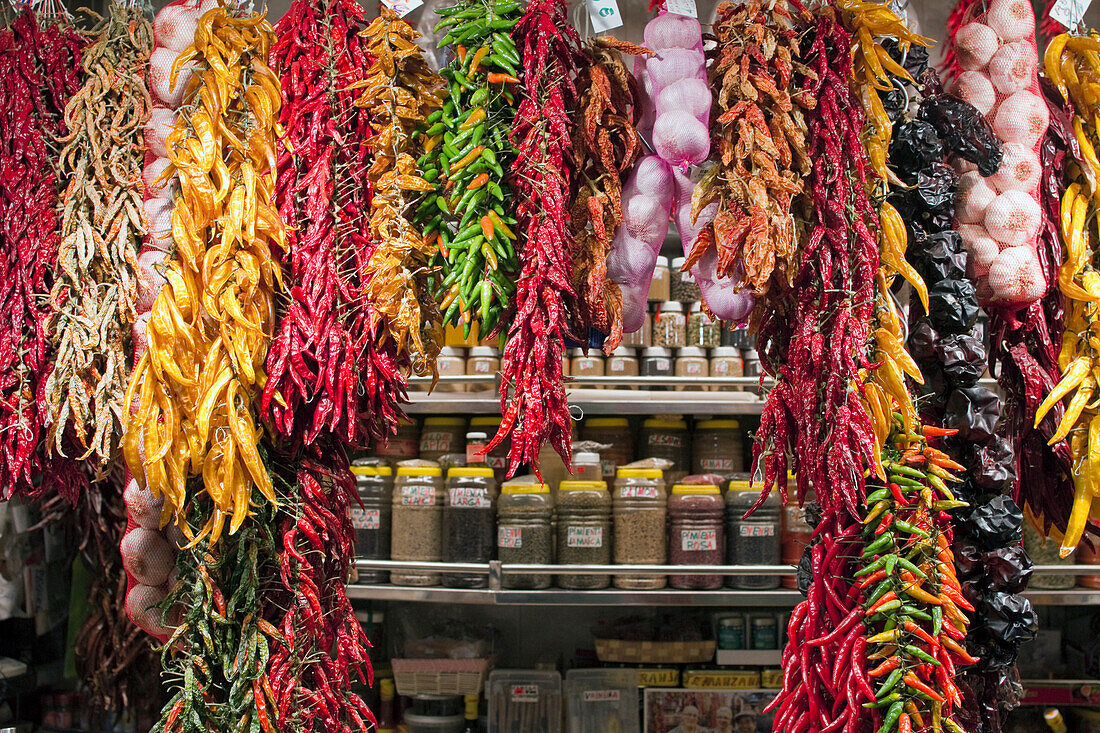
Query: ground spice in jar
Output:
[[640, 347, 673, 388], [605, 346, 639, 388], [556, 481, 612, 589], [652, 301, 686, 348], [725, 482, 781, 590], [612, 468, 667, 589], [350, 462, 393, 584], [420, 417, 467, 463], [434, 347, 466, 392], [639, 417, 690, 481], [390, 466, 445, 586], [668, 484, 724, 590], [674, 347, 708, 389], [709, 347, 744, 392], [620, 313, 652, 348], [687, 302, 720, 348], [466, 346, 500, 392], [571, 348, 605, 380], [497, 483, 554, 589], [670, 257, 702, 302], [692, 419, 744, 475], [442, 467, 497, 588], [649, 256, 670, 302]]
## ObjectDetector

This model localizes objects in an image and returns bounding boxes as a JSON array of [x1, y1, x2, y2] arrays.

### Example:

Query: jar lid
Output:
[[471, 416, 502, 427], [641, 347, 671, 357], [424, 417, 466, 427], [438, 347, 465, 357], [726, 480, 752, 492], [711, 347, 740, 357], [609, 345, 636, 357], [402, 713, 464, 725], [696, 419, 740, 429], [559, 480, 608, 491], [466, 431, 488, 441], [672, 484, 720, 495], [573, 347, 600, 358], [658, 301, 684, 313], [678, 346, 706, 358], [397, 466, 442, 476], [586, 418, 628, 428], [655, 255, 669, 267], [671, 256, 686, 269], [642, 417, 686, 429], [448, 467, 495, 477], [574, 451, 601, 463], [351, 465, 393, 476], [617, 467, 664, 479], [689, 301, 705, 313], [502, 483, 550, 494], [469, 346, 498, 357]]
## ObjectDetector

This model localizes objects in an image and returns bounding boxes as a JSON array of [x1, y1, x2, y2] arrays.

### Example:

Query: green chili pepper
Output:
[[866, 487, 890, 504], [863, 531, 896, 557], [865, 577, 894, 607], [887, 464, 928, 480], [896, 557, 926, 578], [902, 644, 941, 666], [876, 700, 905, 733], [893, 519, 930, 538], [863, 692, 901, 709], [899, 606, 932, 622], [875, 668, 904, 699], [931, 606, 943, 636], [855, 554, 890, 578]]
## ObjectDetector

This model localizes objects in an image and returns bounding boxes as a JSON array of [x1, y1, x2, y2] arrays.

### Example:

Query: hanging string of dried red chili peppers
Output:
[[265, 0, 406, 448], [0, 8, 86, 504], [751, 8, 878, 517], [487, 0, 581, 476], [568, 36, 647, 351]]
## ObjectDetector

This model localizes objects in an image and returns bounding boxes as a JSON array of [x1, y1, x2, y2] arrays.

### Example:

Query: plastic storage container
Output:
[[350, 461, 393, 583], [497, 484, 554, 589], [648, 256, 670, 302], [556, 481, 612, 589], [420, 417, 467, 464], [725, 481, 781, 589], [781, 490, 814, 589], [466, 346, 500, 391], [571, 451, 603, 484], [668, 484, 725, 590], [674, 346, 708, 388], [376, 419, 420, 466], [434, 347, 466, 392], [620, 313, 652, 348], [581, 418, 634, 479], [692, 419, 744, 475], [687, 301, 720, 348], [391, 466, 446, 586], [565, 669, 640, 733], [487, 669, 562, 733], [653, 302, 686, 348], [571, 348, 605, 380], [605, 346, 639, 387], [709, 346, 744, 391], [638, 417, 690, 480], [612, 468, 667, 589], [670, 256, 701, 302], [442, 467, 497, 588], [470, 416, 507, 483], [402, 712, 464, 733]]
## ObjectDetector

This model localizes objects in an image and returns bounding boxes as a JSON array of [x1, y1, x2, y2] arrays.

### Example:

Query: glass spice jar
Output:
[[606, 346, 639, 389], [743, 349, 762, 379], [613, 468, 667, 589], [419, 417, 467, 464], [571, 348, 605, 382], [687, 302, 720, 348], [781, 489, 814, 590], [692, 419, 744, 476], [375, 419, 421, 468], [581, 417, 634, 479], [668, 484, 725, 589], [649, 256, 671, 302], [1024, 522, 1076, 590], [442, 467, 497, 588], [675, 347, 708, 389], [470, 417, 507, 483], [652, 302, 686, 348], [640, 347, 673, 388], [721, 322, 751, 349], [556, 481, 612, 589], [390, 466, 445, 586], [350, 461, 394, 584], [710, 346, 744, 392], [497, 483, 554, 589], [435, 347, 466, 392], [639, 417, 690, 480], [466, 346, 500, 391], [670, 257, 701, 302], [725, 481, 781, 589], [620, 312, 652, 348]]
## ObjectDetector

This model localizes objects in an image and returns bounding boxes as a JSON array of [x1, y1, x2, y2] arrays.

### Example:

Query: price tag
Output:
[[585, 0, 623, 33], [567, 526, 604, 548], [1049, 0, 1091, 29], [664, 0, 698, 19], [381, 0, 423, 17], [681, 529, 717, 552]]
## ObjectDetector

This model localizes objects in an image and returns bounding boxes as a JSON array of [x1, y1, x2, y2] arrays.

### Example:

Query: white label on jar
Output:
[[619, 486, 659, 499], [420, 431, 456, 453], [400, 486, 437, 506], [498, 527, 523, 548], [472, 360, 493, 374], [683, 360, 705, 375], [681, 529, 717, 551], [511, 685, 539, 703], [449, 487, 490, 508], [583, 690, 621, 702], [650, 358, 671, 371], [349, 508, 380, 530], [649, 434, 683, 448], [700, 458, 735, 472], [739, 525, 776, 537], [609, 360, 630, 374], [567, 526, 604, 548]]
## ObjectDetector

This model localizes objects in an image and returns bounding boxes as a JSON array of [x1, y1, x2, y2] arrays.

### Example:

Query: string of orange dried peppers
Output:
[[692, 0, 809, 298], [264, 0, 406, 448], [486, 0, 582, 476], [0, 6, 86, 504], [569, 36, 647, 351]]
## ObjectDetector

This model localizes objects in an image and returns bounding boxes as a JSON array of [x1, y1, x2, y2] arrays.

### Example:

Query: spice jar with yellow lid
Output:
[[613, 468, 667, 589], [390, 466, 445, 586], [692, 419, 744, 476], [668, 484, 724, 589], [581, 418, 634, 478]]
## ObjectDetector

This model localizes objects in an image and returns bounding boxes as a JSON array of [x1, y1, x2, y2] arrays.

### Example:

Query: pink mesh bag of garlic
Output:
[[121, 0, 215, 641], [949, 0, 1048, 306]]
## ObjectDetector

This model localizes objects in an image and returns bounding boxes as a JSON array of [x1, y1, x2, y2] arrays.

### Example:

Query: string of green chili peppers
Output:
[[858, 418, 977, 733], [414, 0, 524, 339]]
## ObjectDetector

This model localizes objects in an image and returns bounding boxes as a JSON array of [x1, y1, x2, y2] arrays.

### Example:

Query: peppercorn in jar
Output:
[[390, 466, 446, 586]]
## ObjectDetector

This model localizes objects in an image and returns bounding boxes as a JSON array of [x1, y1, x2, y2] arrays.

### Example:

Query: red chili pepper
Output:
[[890, 482, 910, 507], [874, 511, 894, 535], [903, 618, 938, 647], [858, 568, 888, 589], [868, 657, 901, 678], [867, 591, 898, 615], [487, 72, 521, 84], [904, 673, 945, 702]]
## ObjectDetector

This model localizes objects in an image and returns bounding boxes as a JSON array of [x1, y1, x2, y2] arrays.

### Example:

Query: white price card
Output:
[[665, 0, 698, 19], [1049, 0, 1091, 29], [382, 0, 423, 17], [585, 0, 623, 32]]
